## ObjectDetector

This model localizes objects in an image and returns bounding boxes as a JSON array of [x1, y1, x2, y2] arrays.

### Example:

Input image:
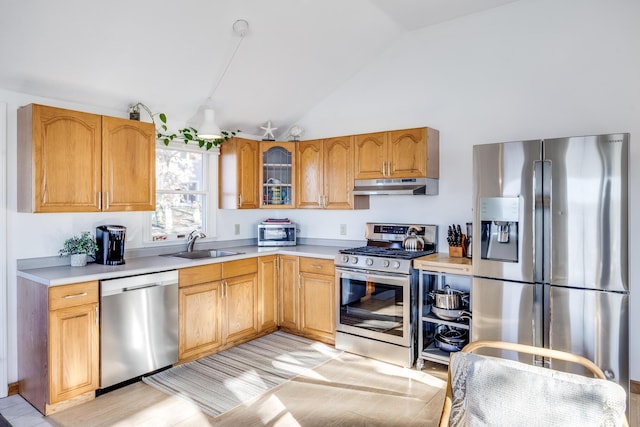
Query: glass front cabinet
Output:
[[260, 142, 296, 208]]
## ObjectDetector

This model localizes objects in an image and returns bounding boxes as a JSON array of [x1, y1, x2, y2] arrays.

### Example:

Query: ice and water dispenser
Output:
[[479, 197, 519, 262]]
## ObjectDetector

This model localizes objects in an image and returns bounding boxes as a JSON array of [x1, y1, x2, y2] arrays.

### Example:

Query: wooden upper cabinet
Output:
[[296, 136, 364, 210], [354, 132, 387, 180], [18, 104, 156, 213], [354, 127, 439, 180], [18, 104, 102, 212], [219, 137, 259, 209], [388, 128, 427, 178], [323, 136, 355, 209], [296, 139, 324, 209], [102, 116, 155, 211]]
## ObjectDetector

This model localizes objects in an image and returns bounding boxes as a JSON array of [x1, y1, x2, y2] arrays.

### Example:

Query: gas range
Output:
[[334, 223, 438, 274], [334, 222, 438, 368]]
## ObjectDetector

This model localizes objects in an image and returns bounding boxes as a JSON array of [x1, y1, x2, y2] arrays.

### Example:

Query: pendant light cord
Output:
[[208, 24, 247, 100]]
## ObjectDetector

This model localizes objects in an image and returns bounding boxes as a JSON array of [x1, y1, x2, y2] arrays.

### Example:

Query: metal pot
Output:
[[428, 285, 469, 310], [430, 306, 472, 321], [434, 325, 468, 353]]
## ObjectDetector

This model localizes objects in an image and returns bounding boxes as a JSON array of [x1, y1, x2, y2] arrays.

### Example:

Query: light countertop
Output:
[[413, 253, 472, 275], [18, 244, 345, 287]]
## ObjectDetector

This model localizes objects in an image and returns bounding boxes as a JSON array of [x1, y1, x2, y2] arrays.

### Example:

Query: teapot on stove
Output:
[[402, 225, 425, 251]]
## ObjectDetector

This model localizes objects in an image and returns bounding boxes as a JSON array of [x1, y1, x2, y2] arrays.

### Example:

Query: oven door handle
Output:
[[336, 268, 410, 284]]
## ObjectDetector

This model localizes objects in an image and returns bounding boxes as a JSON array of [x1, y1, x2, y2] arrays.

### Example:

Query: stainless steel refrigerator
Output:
[[471, 133, 629, 398]]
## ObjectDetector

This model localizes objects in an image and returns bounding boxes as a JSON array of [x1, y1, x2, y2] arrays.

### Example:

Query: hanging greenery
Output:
[[129, 102, 240, 150]]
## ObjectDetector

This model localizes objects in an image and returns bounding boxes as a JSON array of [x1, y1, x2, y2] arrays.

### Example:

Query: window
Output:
[[150, 143, 217, 242]]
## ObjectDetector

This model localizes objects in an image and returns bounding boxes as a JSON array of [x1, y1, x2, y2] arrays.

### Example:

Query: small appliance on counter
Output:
[[258, 218, 296, 247], [96, 225, 126, 265]]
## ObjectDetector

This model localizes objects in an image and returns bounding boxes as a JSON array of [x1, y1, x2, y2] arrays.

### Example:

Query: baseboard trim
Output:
[[631, 380, 640, 395], [8, 382, 18, 396]]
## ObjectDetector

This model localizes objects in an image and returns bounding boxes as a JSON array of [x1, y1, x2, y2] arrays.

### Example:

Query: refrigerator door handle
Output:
[[533, 283, 546, 366], [533, 160, 549, 283], [541, 160, 551, 284]]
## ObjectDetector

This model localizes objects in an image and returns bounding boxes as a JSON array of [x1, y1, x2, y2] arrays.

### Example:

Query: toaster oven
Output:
[[258, 223, 297, 246]]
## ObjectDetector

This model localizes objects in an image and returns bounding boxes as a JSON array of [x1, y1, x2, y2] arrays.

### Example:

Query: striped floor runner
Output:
[[142, 331, 342, 417]]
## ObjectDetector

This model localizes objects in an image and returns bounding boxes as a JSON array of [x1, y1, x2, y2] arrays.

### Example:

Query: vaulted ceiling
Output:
[[0, 0, 519, 138]]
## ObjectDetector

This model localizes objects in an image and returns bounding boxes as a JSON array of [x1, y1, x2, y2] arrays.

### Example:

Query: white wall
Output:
[[294, 0, 640, 381]]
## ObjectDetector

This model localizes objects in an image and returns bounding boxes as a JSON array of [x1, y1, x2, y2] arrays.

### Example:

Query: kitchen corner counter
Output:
[[413, 253, 472, 275], [18, 244, 345, 287]]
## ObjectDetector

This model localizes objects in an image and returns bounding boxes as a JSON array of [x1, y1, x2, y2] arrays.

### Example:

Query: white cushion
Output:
[[449, 352, 626, 427]]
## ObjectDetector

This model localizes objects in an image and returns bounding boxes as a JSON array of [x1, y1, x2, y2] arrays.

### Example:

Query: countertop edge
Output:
[[17, 245, 344, 286]]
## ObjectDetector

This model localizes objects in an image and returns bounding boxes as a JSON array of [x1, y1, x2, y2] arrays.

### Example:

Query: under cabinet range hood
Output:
[[352, 177, 439, 195]]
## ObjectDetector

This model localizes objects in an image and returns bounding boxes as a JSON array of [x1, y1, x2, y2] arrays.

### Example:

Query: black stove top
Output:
[[339, 245, 436, 260]]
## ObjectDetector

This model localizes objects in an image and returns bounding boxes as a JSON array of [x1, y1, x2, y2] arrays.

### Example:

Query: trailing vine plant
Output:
[[130, 102, 239, 150]]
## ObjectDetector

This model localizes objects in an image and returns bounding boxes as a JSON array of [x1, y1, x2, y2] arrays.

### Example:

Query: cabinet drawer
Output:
[[179, 264, 222, 287], [49, 281, 98, 311], [222, 258, 257, 278], [299, 257, 334, 275]]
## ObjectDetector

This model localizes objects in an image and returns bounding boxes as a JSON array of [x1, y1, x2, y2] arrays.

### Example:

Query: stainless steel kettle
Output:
[[402, 225, 424, 251]]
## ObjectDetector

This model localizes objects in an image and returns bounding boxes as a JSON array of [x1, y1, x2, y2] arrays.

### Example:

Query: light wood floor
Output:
[[46, 353, 447, 427], [3, 353, 638, 426]]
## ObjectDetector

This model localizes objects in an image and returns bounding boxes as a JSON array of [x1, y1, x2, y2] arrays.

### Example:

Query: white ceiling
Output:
[[0, 0, 519, 138]]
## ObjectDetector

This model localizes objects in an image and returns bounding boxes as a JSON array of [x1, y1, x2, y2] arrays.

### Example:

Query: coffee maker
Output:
[[96, 225, 126, 265]]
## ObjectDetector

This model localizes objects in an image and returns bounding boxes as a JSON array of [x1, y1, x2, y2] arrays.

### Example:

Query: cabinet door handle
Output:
[[64, 292, 88, 299], [98, 192, 102, 209], [310, 264, 323, 269], [381, 161, 385, 176], [318, 195, 322, 207], [298, 274, 302, 289], [238, 194, 243, 207], [105, 191, 110, 210], [95, 305, 99, 326], [387, 161, 391, 176]]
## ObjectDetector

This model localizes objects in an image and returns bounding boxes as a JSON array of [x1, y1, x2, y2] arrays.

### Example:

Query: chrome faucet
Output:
[[187, 230, 206, 252]]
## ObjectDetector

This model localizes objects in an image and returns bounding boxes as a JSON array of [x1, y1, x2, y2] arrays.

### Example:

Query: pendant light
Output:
[[199, 19, 249, 140], [198, 108, 222, 139]]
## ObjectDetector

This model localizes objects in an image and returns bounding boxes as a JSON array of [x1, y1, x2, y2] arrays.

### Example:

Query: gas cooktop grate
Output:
[[339, 246, 435, 260]]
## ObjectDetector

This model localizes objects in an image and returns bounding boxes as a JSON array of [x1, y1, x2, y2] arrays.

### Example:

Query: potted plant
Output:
[[59, 232, 98, 267]]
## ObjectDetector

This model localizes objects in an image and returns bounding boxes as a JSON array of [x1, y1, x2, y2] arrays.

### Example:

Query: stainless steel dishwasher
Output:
[[100, 270, 178, 389]]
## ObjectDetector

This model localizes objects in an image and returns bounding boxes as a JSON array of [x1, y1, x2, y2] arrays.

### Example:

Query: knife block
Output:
[[448, 235, 467, 258], [448, 246, 464, 258]]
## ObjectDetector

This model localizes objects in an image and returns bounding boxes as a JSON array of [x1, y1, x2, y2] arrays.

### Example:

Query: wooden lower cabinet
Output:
[[48, 303, 99, 404], [278, 256, 335, 344], [223, 272, 258, 343], [178, 258, 260, 362], [278, 255, 300, 331], [258, 255, 279, 332], [299, 271, 335, 343], [179, 280, 223, 360], [18, 279, 99, 415]]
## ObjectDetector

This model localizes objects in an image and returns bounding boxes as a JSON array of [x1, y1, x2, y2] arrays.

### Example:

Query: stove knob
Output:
[[392, 261, 401, 269], [365, 258, 374, 266], [350, 256, 358, 264], [382, 260, 390, 267], [341, 255, 349, 263]]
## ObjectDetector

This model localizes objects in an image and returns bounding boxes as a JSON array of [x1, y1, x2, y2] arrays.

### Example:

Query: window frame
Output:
[[144, 141, 219, 245]]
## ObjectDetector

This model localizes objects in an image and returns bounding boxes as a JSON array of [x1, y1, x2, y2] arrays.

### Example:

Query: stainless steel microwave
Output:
[[258, 223, 297, 246]]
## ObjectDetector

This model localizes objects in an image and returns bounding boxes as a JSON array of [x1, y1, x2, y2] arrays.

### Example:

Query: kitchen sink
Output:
[[163, 249, 243, 259]]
